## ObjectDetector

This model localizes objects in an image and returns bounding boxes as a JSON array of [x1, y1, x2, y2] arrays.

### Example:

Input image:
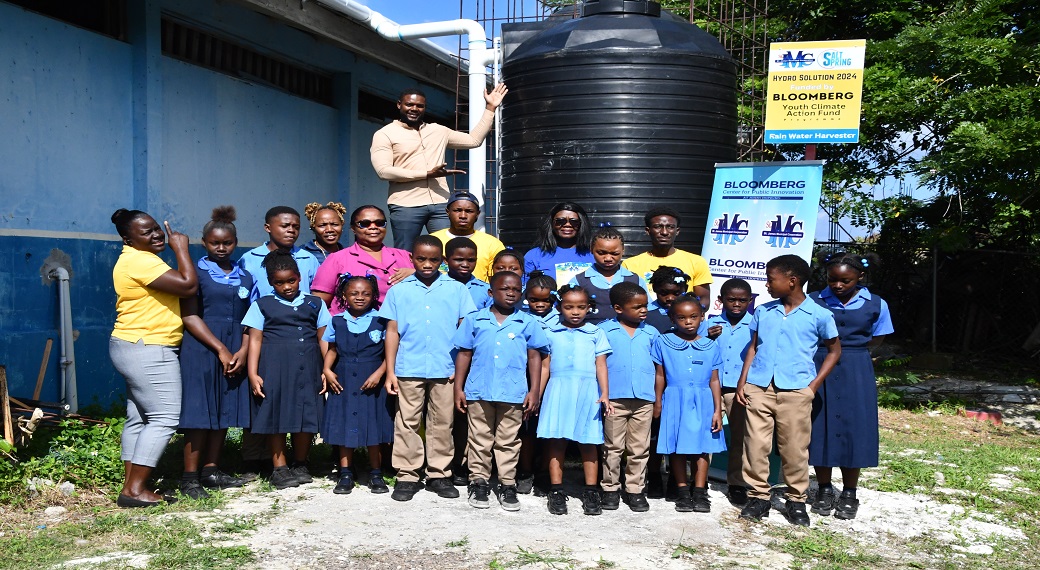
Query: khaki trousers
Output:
[[601, 398, 653, 493], [392, 378, 454, 483], [741, 382, 813, 502], [721, 391, 748, 487], [466, 400, 524, 486]]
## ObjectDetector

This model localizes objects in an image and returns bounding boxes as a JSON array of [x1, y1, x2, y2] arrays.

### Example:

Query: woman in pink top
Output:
[[312, 205, 414, 312]]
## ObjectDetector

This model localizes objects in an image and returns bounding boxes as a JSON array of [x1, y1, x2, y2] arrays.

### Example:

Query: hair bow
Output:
[[860, 258, 870, 268], [550, 290, 561, 300], [598, 221, 612, 228], [673, 276, 685, 284]]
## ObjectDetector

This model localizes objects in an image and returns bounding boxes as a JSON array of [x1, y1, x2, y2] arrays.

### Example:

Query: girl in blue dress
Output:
[[321, 274, 393, 496], [537, 285, 614, 516], [243, 250, 332, 490], [809, 255, 894, 520], [178, 206, 252, 499], [653, 294, 725, 513]]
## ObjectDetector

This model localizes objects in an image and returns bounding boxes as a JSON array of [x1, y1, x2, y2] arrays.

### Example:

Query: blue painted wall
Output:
[[0, 0, 464, 408]]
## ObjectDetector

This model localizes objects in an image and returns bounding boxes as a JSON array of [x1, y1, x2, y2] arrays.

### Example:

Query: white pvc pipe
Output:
[[50, 267, 78, 413], [318, 0, 496, 215]]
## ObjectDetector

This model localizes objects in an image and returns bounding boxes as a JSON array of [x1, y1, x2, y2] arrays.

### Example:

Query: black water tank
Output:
[[499, 0, 737, 253]]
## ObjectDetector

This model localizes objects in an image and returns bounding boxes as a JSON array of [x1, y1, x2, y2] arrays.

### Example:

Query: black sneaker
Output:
[[334, 474, 354, 495], [547, 489, 568, 515], [269, 466, 300, 490], [468, 479, 491, 509], [811, 486, 835, 516], [199, 469, 245, 489], [727, 485, 748, 506], [516, 472, 535, 495], [739, 497, 771, 521], [601, 490, 621, 511], [368, 471, 389, 494], [645, 473, 664, 499], [179, 479, 210, 500], [784, 500, 811, 527], [674, 487, 694, 512], [391, 480, 422, 501], [499, 485, 521, 512], [290, 464, 313, 485], [691, 487, 711, 513], [834, 492, 860, 520], [532, 474, 551, 497], [624, 492, 650, 512], [451, 465, 469, 487], [581, 488, 602, 516], [426, 477, 461, 498]]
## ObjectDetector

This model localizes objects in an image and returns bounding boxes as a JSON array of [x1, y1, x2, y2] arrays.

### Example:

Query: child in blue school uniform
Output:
[[515, 270, 559, 495], [808, 255, 893, 520], [321, 274, 394, 496], [645, 266, 690, 334], [537, 285, 614, 516], [653, 294, 726, 512], [736, 254, 841, 527], [178, 206, 251, 499], [243, 250, 332, 490], [379, 235, 478, 502], [599, 281, 660, 513], [238, 206, 321, 301], [704, 278, 756, 506], [453, 271, 549, 511], [445, 236, 492, 311], [491, 249, 525, 279], [568, 227, 647, 326]]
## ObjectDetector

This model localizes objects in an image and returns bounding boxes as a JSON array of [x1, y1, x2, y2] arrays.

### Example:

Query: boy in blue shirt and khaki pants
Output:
[[381, 235, 477, 501], [735, 255, 841, 526]]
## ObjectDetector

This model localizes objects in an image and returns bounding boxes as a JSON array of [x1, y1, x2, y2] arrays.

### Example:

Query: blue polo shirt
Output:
[[241, 293, 332, 331], [705, 311, 754, 388], [544, 322, 612, 379], [600, 319, 659, 401], [378, 274, 477, 379], [747, 298, 838, 390], [238, 243, 320, 302], [452, 308, 549, 404], [457, 275, 492, 311], [523, 307, 560, 331]]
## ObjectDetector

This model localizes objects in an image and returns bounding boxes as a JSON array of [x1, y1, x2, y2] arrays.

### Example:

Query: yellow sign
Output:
[[764, 39, 866, 144]]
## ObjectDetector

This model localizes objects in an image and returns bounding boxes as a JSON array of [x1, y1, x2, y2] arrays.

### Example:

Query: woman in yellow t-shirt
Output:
[[109, 209, 198, 508]]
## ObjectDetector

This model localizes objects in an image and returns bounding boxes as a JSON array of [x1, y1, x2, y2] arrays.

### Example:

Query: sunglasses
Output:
[[553, 217, 581, 227], [355, 219, 387, 229]]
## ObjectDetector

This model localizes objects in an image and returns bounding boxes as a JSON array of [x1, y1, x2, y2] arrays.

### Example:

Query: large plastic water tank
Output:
[[498, 0, 737, 253]]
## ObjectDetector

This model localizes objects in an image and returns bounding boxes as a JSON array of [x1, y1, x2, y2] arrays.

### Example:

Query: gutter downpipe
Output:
[[318, 1, 497, 217], [49, 267, 78, 414]]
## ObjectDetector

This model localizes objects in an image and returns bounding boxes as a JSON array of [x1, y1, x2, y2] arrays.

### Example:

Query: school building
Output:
[[0, 0, 472, 409]]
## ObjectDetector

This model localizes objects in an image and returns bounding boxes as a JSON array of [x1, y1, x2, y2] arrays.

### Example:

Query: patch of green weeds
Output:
[[595, 557, 617, 568], [211, 516, 259, 534], [446, 535, 470, 548], [503, 546, 578, 569], [771, 527, 881, 569]]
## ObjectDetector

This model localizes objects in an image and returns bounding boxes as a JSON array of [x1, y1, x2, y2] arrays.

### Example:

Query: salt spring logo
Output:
[[710, 213, 750, 246], [763, 215, 804, 248], [775, 51, 815, 69]]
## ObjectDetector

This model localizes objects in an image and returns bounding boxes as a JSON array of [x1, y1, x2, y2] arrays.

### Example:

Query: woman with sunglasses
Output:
[[312, 205, 414, 312], [523, 202, 595, 285]]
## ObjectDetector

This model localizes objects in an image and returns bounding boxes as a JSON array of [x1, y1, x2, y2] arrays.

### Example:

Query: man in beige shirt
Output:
[[371, 84, 508, 251]]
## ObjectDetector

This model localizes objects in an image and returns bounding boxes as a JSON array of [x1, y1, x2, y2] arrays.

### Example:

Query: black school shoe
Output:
[[834, 491, 860, 520], [691, 487, 711, 513], [391, 480, 422, 501], [368, 471, 389, 494], [179, 479, 210, 500], [451, 464, 470, 487], [547, 489, 568, 515], [811, 486, 835, 516], [334, 473, 355, 495], [289, 464, 313, 484], [516, 472, 535, 495], [624, 492, 650, 512], [739, 497, 771, 521], [601, 490, 621, 510], [200, 469, 245, 489], [426, 477, 461, 498], [581, 488, 603, 516], [784, 500, 811, 527], [674, 487, 694, 512], [269, 466, 301, 490], [727, 485, 748, 506]]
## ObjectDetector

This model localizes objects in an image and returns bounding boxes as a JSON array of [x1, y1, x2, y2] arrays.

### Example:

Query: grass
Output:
[[769, 527, 883, 569], [446, 535, 470, 548], [0, 512, 255, 570], [489, 546, 579, 569]]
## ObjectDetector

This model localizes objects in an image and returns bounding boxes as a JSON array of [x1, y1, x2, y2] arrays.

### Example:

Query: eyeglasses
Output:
[[650, 223, 679, 231], [355, 219, 387, 229], [553, 217, 581, 227]]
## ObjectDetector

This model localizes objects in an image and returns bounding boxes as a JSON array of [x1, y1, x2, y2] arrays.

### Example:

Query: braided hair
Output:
[[334, 273, 380, 311]]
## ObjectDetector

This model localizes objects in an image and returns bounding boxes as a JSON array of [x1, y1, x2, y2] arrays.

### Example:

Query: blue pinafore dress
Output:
[[574, 272, 641, 326], [321, 315, 395, 448], [179, 268, 254, 430], [250, 295, 325, 434], [809, 291, 882, 468], [654, 335, 727, 455]]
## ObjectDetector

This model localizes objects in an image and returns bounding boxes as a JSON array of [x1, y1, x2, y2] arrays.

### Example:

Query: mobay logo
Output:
[[775, 51, 814, 69], [763, 215, 804, 248], [710, 213, 749, 245]]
